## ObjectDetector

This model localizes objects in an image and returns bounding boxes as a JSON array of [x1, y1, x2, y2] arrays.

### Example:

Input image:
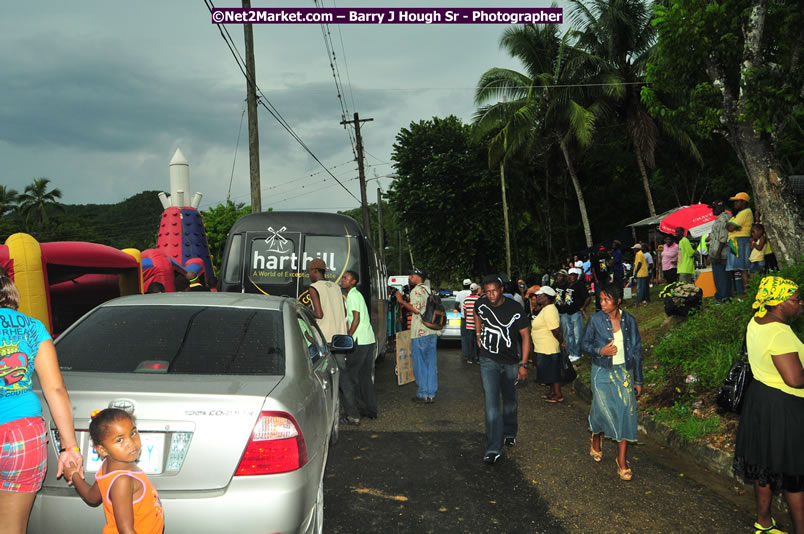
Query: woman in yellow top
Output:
[[733, 276, 804, 534], [528, 286, 566, 403]]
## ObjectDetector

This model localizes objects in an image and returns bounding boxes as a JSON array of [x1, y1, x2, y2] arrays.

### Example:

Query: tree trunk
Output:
[[726, 125, 804, 264], [632, 141, 657, 217], [558, 140, 594, 248], [500, 162, 512, 280], [544, 161, 553, 265]]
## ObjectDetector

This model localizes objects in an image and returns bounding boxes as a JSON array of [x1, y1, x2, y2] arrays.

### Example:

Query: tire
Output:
[[313, 476, 324, 534], [329, 394, 339, 446]]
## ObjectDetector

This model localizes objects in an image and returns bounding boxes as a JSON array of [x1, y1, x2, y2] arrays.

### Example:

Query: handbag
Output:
[[559, 348, 577, 384], [716, 337, 752, 413]]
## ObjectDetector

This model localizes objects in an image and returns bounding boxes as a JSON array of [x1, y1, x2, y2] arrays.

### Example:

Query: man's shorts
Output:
[[0, 417, 48, 493], [726, 236, 751, 271], [750, 260, 765, 273]]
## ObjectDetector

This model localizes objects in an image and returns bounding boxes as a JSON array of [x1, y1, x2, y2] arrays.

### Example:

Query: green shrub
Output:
[[651, 401, 723, 441], [652, 260, 804, 391]]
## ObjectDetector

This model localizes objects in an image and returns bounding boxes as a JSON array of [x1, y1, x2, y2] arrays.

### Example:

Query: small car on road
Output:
[[29, 292, 348, 534]]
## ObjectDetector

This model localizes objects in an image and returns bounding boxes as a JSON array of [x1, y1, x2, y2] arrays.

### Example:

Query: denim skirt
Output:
[[589, 364, 638, 442]]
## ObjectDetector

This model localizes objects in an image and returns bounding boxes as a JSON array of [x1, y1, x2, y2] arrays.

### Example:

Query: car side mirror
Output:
[[330, 335, 354, 352]]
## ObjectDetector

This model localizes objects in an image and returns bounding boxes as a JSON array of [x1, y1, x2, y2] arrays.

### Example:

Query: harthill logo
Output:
[[264, 226, 292, 254]]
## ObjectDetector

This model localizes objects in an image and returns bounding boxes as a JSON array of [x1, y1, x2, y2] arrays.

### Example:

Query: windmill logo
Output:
[[264, 226, 291, 254]]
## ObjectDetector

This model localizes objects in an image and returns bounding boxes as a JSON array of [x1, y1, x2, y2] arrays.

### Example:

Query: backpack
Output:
[[420, 287, 447, 330]]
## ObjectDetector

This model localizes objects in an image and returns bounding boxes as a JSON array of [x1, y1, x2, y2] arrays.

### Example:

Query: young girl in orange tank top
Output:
[[64, 408, 164, 534]]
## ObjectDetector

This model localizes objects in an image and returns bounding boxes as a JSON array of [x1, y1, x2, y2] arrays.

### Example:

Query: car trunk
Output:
[[39, 373, 281, 491]]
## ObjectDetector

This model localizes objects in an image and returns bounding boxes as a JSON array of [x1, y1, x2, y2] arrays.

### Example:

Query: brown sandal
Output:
[[589, 437, 602, 462], [615, 458, 632, 481]]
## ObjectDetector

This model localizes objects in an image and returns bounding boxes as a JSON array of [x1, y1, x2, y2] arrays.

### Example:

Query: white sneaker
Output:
[[569, 355, 581, 362]]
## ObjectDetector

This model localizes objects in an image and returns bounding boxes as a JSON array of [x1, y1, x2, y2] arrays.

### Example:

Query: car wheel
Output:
[[330, 393, 339, 445], [313, 476, 324, 534]]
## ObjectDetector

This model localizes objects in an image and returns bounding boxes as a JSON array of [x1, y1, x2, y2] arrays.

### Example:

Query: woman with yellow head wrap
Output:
[[734, 275, 804, 533]]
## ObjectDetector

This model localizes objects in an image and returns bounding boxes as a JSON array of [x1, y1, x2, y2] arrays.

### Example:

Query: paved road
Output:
[[324, 341, 763, 533]]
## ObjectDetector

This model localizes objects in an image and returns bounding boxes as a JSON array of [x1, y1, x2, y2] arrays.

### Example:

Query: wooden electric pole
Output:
[[242, 0, 261, 213], [340, 112, 373, 234], [377, 187, 384, 259]]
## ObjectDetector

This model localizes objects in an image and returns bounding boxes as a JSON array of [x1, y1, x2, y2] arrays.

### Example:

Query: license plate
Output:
[[85, 433, 165, 474], [448, 319, 461, 327]]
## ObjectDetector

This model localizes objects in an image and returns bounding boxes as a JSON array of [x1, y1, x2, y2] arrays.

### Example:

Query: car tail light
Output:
[[235, 411, 308, 476]]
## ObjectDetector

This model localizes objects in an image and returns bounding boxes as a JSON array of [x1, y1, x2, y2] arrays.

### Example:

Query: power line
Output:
[[226, 99, 247, 203], [204, 0, 361, 204]]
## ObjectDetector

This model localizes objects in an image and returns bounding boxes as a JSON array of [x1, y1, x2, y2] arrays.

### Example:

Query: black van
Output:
[[219, 211, 388, 357]]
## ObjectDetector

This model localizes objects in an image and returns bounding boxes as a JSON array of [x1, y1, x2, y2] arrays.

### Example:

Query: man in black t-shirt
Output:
[[591, 248, 609, 311], [562, 268, 590, 362], [474, 275, 531, 465]]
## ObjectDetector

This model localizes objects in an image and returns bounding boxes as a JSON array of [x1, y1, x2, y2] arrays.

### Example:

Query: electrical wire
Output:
[[226, 99, 247, 203], [204, 0, 361, 204]]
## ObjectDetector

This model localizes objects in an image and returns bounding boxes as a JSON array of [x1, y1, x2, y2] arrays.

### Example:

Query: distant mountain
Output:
[[0, 191, 164, 251]]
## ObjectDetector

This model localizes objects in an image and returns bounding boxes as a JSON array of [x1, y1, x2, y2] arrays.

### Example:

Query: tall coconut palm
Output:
[[0, 185, 19, 217], [18, 178, 64, 229], [474, 22, 609, 248], [569, 0, 701, 217]]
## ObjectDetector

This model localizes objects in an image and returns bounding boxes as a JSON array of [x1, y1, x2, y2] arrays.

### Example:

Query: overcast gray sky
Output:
[[1, 1, 569, 212]]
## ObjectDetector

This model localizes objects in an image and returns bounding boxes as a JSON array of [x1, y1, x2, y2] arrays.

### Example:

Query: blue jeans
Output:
[[460, 324, 477, 361], [560, 312, 584, 358], [411, 334, 438, 398], [479, 357, 519, 454], [711, 261, 732, 303], [636, 276, 649, 303]]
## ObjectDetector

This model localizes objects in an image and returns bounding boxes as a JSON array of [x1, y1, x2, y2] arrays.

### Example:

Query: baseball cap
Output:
[[470, 282, 479, 291], [308, 258, 327, 271], [557, 269, 568, 276], [631, 243, 642, 250], [185, 262, 203, 274], [462, 278, 472, 287], [729, 192, 750, 202], [409, 267, 427, 279], [535, 286, 557, 297], [568, 267, 582, 276]]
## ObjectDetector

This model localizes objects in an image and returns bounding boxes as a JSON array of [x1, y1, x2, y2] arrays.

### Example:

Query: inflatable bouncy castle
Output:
[[0, 148, 215, 334], [0, 234, 141, 335]]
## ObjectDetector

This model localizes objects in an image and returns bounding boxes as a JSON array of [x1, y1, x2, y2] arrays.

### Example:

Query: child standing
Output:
[[748, 223, 767, 277], [64, 409, 164, 534]]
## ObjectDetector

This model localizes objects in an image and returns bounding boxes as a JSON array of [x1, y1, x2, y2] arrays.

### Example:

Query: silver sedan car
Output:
[[29, 292, 345, 534]]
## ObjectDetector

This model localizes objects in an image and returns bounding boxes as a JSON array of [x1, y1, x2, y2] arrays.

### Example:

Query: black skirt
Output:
[[535, 352, 561, 384], [733, 379, 804, 492]]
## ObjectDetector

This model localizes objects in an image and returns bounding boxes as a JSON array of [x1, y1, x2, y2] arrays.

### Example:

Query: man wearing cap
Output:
[[394, 267, 440, 403], [632, 244, 649, 305], [455, 278, 474, 363], [474, 275, 531, 464], [307, 258, 348, 343], [562, 268, 590, 362], [462, 283, 481, 363], [708, 200, 732, 304], [726, 192, 753, 294]]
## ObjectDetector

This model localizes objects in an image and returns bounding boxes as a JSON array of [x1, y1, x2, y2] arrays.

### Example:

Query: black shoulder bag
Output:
[[716, 337, 752, 414]]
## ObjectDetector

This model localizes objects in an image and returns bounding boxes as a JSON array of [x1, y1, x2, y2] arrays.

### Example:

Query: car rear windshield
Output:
[[56, 306, 284, 375]]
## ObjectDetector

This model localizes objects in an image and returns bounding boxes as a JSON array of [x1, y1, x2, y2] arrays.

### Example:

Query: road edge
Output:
[[572, 379, 790, 514]]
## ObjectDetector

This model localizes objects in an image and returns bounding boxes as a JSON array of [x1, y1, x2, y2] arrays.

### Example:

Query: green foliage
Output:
[[651, 401, 723, 442], [0, 189, 164, 251], [653, 260, 804, 392], [201, 201, 252, 273], [388, 115, 506, 282]]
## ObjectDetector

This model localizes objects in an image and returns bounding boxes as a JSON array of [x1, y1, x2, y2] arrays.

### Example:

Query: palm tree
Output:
[[569, 0, 701, 217], [17, 178, 64, 229], [474, 23, 607, 248], [0, 185, 19, 217]]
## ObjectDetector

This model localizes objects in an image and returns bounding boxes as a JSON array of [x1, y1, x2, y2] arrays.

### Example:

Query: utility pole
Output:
[[377, 187, 384, 260], [340, 112, 373, 235], [242, 0, 261, 213]]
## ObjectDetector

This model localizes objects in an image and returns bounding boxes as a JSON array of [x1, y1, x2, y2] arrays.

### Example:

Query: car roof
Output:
[[98, 292, 289, 312]]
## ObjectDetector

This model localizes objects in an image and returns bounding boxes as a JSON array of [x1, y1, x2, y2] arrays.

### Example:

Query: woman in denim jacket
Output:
[[581, 283, 643, 481]]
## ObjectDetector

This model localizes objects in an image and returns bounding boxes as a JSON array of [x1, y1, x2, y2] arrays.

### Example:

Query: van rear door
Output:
[[244, 230, 303, 297]]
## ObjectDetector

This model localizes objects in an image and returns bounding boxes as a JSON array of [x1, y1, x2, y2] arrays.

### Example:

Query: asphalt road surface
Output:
[[324, 341, 768, 533]]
